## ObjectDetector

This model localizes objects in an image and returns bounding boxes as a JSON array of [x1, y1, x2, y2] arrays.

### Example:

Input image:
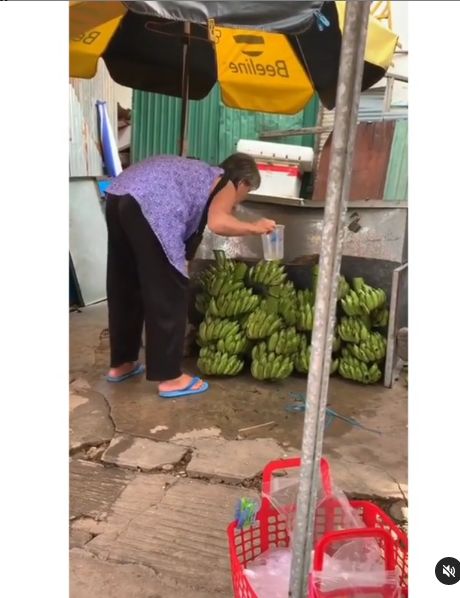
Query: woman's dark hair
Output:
[[219, 152, 261, 190]]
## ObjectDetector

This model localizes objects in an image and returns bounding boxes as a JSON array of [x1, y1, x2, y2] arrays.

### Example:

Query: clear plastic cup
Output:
[[262, 225, 285, 261]]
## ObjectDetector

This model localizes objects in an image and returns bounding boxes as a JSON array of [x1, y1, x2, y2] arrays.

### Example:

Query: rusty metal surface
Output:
[[384, 263, 408, 388], [195, 201, 408, 264], [247, 193, 407, 209], [312, 120, 396, 201], [69, 62, 117, 177]]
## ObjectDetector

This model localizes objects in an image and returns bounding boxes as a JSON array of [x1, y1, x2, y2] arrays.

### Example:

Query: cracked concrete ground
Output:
[[70, 302, 408, 597]]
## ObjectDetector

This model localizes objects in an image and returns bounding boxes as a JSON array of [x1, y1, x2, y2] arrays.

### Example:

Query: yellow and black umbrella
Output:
[[70, 1, 398, 114]]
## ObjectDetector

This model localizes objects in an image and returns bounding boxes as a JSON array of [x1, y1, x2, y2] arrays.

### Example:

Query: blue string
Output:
[[285, 392, 381, 435], [314, 9, 331, 32]]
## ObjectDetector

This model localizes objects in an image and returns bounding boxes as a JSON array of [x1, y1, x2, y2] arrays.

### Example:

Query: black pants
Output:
[[106, 194, 188, 381]]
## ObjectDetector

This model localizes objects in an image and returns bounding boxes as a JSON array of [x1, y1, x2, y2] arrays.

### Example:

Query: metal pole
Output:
[[179, 22, 191, 157], [289, 3, 371, 597], [312, 105, 325, 179]]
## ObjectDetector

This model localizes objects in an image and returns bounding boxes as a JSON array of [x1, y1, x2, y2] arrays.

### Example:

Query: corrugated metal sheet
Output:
[[384, 120, 408, 201], [134, 91, 183, 158], [358, 111, 408, 122], [319, 87, 407, 152], [69, 62, 117, 177], [359, 87, 385, 117], [132, 86, 319, 165], [189, 87, 222, 163], [313, 120, 396, 201]]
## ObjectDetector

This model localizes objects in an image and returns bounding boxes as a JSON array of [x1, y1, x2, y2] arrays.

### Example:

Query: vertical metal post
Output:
[[383, 75, 394, 112], [179, 22, 191, 157], [312, 104, 324, 179], [289, 3, 371, 597], [384, 263, 408, 388]]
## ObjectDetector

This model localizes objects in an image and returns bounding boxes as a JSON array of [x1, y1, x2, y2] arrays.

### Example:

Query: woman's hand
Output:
[[251, 218, 277, 235], [208, 183, 278, 237]]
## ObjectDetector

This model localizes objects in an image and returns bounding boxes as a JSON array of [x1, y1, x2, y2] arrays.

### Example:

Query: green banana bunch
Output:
[[251, 352, 294, 381], [259, 297, 280, 315], [357, 288, 386, 314], [338, 276, 350, 300], [267, 327, 300, 355], [198, 345, 217, 358], [197, 347, 244, 376], [198, 250, 234, 283], [251, 341, 268, 361], [297, 289, 315, 307], [245, 309, 283, 339], [216, 331, 249, 355], [195, 293, 211, 315], [338, 316, 370, 344], [295, 342, 339, 376], [213, 249, 228, 269], [247, 260, 287, 287], [208, 273, 245, 297], [347, 331, 387, 363], [197, 267, 219, 292], [198, 252, 247, 291], [371, 307, 389, 328], [296, 292, 315, 331], [294, 343, 311, 374], [299, 334, 309, 351], [341, 279, 386, 316], [260, 285, 297, 320], [352, 278, 386, 311], [279, 296, 297, 326], [198, 318, 240, 344], [239, 312, 251, 328], [231, 261, 249, 281], [208, 288, 260, 318], [341, 290, 364, 316], [330, 358, 339, 375], [267, 281, 296, 299], [339, 352, 382, 384]]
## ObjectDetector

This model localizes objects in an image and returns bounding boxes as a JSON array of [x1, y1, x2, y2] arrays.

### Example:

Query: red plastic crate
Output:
[[227, 458, 408, 598]]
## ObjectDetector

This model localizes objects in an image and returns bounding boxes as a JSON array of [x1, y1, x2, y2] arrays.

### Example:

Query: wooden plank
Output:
[[312, 120, 396, 201], [259, 126, 333, 140]]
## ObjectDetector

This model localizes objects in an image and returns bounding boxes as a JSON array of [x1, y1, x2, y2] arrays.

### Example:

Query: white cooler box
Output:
[[236, 139, 314, 199]]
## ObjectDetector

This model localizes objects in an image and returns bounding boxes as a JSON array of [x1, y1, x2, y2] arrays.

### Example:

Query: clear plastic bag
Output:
[[311, 569, 402, 598], [314, 458, 369, 542], [262, 466, 300, 539], [310, 526, 401, 597], [243, 547, 293, 598], [262, 458, 372, 544]]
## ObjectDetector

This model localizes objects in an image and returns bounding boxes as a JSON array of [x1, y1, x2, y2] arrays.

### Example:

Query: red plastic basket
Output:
[[227, 458, 408, 598]]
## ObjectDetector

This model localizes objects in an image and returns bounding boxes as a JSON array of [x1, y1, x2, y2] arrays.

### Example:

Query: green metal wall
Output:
[[384, 120, 408, 201], [132, 85, 319, 165]]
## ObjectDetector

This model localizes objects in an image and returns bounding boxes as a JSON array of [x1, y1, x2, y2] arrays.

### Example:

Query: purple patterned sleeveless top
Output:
[[107, 155, 223, 277]]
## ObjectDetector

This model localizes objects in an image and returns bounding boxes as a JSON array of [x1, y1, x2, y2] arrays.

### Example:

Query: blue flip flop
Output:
[[105, 363, 145, 383], [159, 376, 209, 399]]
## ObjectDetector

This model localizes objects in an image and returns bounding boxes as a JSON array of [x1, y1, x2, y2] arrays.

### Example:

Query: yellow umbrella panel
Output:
[[70, 14, 124, 79], [69, 1, 397, 112], [214, 27, 314, 115], [335, 1, 398, 71], [69, 1, 126, 40]]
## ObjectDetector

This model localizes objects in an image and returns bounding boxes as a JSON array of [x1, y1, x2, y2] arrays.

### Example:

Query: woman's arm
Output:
[[207, 182, 276, 236]]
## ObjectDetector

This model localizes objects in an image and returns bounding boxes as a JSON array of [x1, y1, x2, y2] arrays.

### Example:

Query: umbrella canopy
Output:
[[70, 1, 397, 112], [69, 0, 324, 38]]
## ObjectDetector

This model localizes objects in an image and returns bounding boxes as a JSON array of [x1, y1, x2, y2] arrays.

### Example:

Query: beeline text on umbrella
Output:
[[229, 33, 289, 78]]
